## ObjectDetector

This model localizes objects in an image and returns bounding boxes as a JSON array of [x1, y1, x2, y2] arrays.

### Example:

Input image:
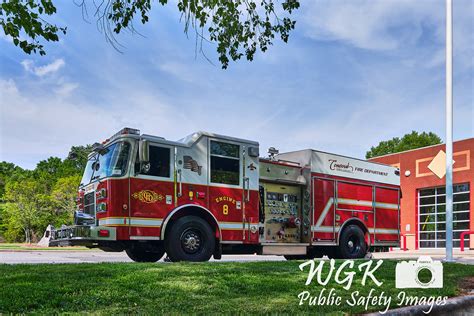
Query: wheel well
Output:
[[161, 205, 221, 241], [337, 219, 370, 246]]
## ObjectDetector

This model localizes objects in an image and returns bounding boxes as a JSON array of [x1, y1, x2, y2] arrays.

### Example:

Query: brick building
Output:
[[369, 138, 473, 250]]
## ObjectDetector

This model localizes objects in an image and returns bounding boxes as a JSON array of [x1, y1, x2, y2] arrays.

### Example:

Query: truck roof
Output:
[[108, 128, 259, 148], [277, 149, 400, 186]]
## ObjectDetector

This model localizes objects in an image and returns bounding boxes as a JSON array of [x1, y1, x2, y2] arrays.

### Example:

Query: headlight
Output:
[[96, 203, 107, 212], [96, 188, 107, 199]]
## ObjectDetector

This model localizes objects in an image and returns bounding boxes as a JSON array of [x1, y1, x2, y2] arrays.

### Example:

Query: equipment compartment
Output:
[[261, 183, 302, 243]]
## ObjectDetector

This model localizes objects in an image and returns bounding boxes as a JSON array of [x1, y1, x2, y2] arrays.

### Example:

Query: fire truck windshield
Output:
[[80, 141, 131, 186]]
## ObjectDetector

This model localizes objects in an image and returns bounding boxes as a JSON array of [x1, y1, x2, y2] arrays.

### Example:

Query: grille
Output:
[[84, 192, 95, 216]]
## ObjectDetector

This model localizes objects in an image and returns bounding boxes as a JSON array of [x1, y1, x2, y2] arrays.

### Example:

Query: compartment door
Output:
[[312, 178, 336, 241], [374, 187, 400, 242]]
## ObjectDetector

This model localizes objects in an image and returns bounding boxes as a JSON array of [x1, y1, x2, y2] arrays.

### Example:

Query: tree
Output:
[[64, 145, 93, 172], [49, 175, 81, 227], [366, 131, 442, 159], [3, 179, 49, 243], [0, 162, 27, 198], [0, 144, 89, 242], [1, 0, 300, 68]]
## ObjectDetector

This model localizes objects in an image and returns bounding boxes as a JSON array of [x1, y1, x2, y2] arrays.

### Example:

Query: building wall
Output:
[[370, 138, 473, 250]]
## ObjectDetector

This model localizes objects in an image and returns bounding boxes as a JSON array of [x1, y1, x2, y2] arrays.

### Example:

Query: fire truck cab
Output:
[[50, 128, 400, 262]]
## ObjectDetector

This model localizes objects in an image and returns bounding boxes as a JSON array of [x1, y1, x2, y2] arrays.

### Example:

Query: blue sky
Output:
[[1, 0, 473, 170]]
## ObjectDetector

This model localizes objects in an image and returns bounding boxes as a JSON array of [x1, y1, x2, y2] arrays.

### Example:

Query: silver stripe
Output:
[[315, 198, 334, 227], [374, 202, 398, 210], [220, 223, 244, 230], [369, 228, 399, 234], [130, 219, 163, 226], [99, 218, 128, 225], [311, 226, 339, 233], [339, 198, 398, 210], [311, 226, 398, 235], [338, 198, 372, 207], [130, 236, 160, 240], [99, 218, 163, 227]]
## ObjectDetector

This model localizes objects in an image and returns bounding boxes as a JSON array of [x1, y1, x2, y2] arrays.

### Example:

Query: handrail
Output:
[[400, 234, 408, 251], [399, 233, 415, 251], [177, 169, 182, 197], [460, 231, 473, 252]]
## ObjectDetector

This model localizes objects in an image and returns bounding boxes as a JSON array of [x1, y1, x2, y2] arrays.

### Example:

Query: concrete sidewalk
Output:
[[372, 248, 474, 264]]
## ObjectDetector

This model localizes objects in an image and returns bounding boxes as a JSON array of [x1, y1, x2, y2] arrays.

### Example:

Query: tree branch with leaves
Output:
[[366, 131, 442, 159], [1, 0, 300, 68]]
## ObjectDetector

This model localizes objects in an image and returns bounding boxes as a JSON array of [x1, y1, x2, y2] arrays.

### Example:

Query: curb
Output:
[[366, 294, 474, 315]]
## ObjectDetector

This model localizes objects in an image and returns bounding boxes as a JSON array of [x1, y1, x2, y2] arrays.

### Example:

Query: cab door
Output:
[[208, 139, 245, 242], [129, 143, 175, 238]]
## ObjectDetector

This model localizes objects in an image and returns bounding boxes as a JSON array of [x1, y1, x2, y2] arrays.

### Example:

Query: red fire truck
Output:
[[50, 128, 401, 262]]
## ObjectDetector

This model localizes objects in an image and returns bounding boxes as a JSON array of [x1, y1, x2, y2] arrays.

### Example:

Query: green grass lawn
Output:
[[0, 260, 472, 314], [0, 243, 91, 251]]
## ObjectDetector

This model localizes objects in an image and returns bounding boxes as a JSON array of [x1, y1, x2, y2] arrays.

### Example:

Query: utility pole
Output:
[[445, 0, 454, 262]]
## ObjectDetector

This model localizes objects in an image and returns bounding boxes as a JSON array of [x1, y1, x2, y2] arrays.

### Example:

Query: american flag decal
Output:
[[183, 155, 202, 175]]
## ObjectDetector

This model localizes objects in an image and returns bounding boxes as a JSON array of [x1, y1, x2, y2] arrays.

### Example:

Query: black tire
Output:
[[165, 216, 215, 262], [336, 225, 367, 259], [126, 245, 165, 262]]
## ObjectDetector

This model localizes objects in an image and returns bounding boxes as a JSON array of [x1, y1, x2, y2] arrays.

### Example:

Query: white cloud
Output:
[[54, 81, 79, 97], [20, 59, 34, 72], [0, 78, 18, 95], [0, 78, 181, 168], [0, 33, 13, 43], [20, 58, 65, 76], [300, 0, 472, 61], [300, 0, 437, 50], [2, 0, 472, 169], [157, 61, 197, 82]]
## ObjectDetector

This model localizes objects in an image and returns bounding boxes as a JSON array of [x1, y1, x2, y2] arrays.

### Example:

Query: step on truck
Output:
[[50, 128, 401, 262]]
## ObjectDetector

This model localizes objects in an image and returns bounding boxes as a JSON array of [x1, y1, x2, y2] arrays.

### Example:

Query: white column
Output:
[[445, 0, 454, 261]]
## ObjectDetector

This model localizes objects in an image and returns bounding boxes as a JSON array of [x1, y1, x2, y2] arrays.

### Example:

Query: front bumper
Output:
[[49, 225, 117, 247]]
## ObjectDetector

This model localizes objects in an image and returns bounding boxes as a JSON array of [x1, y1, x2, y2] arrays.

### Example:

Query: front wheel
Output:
[[165, 216, 215, 262], [126, 245, 165, 262], [336, 225, 367, 259]]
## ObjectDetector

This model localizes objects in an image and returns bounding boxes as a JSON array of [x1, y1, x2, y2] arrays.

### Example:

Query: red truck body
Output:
[[51, 128, 400, 261]]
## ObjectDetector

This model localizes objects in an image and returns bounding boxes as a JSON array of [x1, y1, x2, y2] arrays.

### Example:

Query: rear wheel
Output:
[[336, 225, 367, 259], [126, 245, 165, 262], [165, 216, 215, 262]]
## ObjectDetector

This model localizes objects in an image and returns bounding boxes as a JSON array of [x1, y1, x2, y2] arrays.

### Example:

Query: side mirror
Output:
[[139, 139, 149, 163], [138, 140, 150, 173]]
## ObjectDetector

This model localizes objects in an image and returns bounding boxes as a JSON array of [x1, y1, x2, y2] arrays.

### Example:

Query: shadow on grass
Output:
[[0, 260, 472, 314]]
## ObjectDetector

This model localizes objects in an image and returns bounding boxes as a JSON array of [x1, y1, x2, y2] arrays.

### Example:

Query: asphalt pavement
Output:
[[0, 250, 285, 264], [1, 248, 473, 264]]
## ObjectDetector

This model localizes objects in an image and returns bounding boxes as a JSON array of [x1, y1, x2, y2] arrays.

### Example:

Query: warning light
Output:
[[98, 229, 109, 237]]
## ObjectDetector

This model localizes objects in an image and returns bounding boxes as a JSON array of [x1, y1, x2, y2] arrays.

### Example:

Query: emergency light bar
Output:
[[105, 127, 141, 144], [113, 127, 140, 138]]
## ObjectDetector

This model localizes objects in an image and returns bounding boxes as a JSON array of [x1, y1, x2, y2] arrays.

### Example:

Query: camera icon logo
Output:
[[395, 256, 443, 288]]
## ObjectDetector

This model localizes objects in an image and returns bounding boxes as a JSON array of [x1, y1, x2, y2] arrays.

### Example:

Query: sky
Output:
[[0, 0, 473, 170]]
